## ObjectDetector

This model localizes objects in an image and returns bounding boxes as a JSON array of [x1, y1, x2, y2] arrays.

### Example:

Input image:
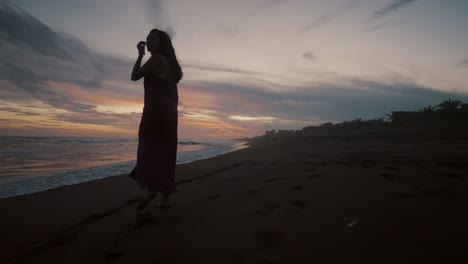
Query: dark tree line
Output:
[[265, 99, 468, 137], [302, 98, 468, 133], [388, 98, 468, 126]]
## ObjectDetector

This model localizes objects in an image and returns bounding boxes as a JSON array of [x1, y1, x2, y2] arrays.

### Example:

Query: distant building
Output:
[[264, 129, 276, 138]]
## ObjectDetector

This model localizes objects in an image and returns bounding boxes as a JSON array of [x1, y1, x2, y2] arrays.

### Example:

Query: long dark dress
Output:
[[133, 70, 178, 195]]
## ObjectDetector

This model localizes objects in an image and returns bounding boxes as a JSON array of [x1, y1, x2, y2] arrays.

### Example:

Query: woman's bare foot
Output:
[[137, 190, 157, 211], [155, 194, 172, 209]]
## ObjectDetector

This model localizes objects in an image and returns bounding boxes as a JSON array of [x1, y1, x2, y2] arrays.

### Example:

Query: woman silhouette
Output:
[[130, 29, 183, 211]]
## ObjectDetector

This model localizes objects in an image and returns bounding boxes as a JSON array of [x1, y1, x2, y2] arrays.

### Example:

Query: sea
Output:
[[0, 136, 248, 199]]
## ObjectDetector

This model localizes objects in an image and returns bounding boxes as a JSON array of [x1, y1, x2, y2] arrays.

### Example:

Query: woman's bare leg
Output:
[[156, 194, 170, 208], [137, 190, 157, 211]]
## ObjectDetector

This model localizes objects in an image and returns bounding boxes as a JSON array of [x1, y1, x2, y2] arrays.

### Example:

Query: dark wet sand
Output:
[[1, 130, 468, 263]]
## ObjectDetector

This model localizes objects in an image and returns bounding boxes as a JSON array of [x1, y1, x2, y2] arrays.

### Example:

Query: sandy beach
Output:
[[1, 128, 468, 264], [3, 1, 468, 263]]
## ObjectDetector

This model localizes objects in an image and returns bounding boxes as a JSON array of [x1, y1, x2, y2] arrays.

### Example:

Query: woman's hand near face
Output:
[[132, 41, 147, 81], [137, 41, 146, 56]]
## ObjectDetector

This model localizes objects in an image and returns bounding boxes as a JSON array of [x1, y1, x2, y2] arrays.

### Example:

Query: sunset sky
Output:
[[1, 0, 468, 139]]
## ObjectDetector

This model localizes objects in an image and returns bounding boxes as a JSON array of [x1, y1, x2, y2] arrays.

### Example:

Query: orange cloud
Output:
[[0, 117, 136, 138], [173, 84, 276, 138], [179, 85, 273, 113], [46, 81, 142, 107], [1, 80, 271, 139]]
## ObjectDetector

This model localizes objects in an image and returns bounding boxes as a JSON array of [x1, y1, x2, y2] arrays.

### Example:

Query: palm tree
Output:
[[419, 105, 437, 113], [437, 98, 462, 113], [385, 111, 396, 122], [419, 105, 438, 121]]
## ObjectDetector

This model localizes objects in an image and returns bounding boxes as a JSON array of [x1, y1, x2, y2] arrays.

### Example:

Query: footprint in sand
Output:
[[439, 172, 462, 179], [104, 250, 124, 262], [195, 194, 221, 203], [399, 189, 460, 200], [47, 231, 79, 248], [290, 185, 304, 192], [293, 161, 310, 165], [395, 192, 420, 200], [252, 228, 284, 248], [226, 176, 242, 182], [242, 251, 283, 264], [264, 177, 278, 183], [438, 161, 468, 169], [134, 211, 159, 229], [124, 197, 141, 206], [383, 165, 398, 171], [87, 212, 113, 221], [379, 173, 394, 180], [247, 189, 261, 195], [423, 189, 459, 200], [289, 200, 309, 209], [255, 202, 281, 216], [307, 174, 320, 180]]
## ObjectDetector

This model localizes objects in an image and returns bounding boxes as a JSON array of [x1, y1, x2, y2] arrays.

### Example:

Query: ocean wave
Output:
[[178, 140, 210, 146], [0, 139, 248, 199], [0, 136, 136, 144], [1, 136, 218, 146]]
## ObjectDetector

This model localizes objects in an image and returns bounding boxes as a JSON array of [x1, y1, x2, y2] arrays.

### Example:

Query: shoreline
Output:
[[1, 133, 467, 263], [0, 140, 249, 199]]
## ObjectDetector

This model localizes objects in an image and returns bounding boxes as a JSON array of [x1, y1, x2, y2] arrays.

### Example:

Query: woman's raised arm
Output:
[[131, 54, 154, 81]]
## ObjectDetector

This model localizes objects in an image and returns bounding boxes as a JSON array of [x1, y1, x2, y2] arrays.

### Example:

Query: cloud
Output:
[[0, 1, 133, 112], [3, 1, 467, 139], [144, 0, 173, 36], [303, 1, 360, 32], [229, 115, 277, 122], [0, 106, 41, 116], [221, 25, 244, 37], [189, 75, 468, 129], [368, 21, 396, 31], [302, 51, 316, 61], [369, 0, 419, 22], [0, 3, 130, 87], [457, 59, 468, 68], [1, 63, 96, 113], [51, 111, 140, 130], [0, 1, 71, 59], [273, 99, 329, 107], [303, 16, 330, 32], [0, 1, 144, 137], [183, 62, 260, 76], [217, 0, 286, 37], [252, 0, 284, 14], [145, 0, 164, 22], [146, 0, 163, 13]]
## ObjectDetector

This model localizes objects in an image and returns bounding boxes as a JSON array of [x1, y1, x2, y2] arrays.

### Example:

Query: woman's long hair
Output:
[[150, 29, 183, 84]]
